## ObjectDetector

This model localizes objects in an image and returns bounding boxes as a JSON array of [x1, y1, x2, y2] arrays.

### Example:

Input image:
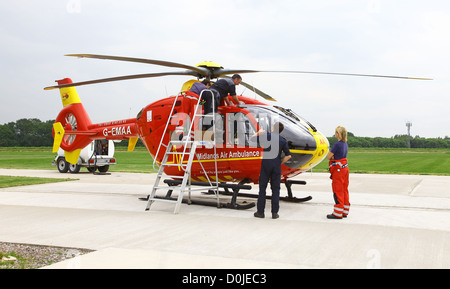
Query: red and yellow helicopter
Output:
[[45, 54, 430, 209]]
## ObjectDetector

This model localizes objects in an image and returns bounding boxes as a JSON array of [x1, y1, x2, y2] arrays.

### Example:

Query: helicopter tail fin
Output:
[[56, 78, 82, 107], [52, 78, 94, 164], [52, 122, 65, 153], [52, 121, 82, 165], [64, 149, 82, 165]]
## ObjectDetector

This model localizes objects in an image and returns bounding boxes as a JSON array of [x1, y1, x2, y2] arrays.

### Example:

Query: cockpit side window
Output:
[[245, 106, 279, 133], [255, 113, 272, 132], [244, 105, 317, 151]]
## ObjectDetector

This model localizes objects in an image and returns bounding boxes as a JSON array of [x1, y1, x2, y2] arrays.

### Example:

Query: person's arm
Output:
[[231, 94, 239, 104], [327, 151, 335, 160], [281, 154, 291, 165], [250, 128, 264, 143], [281, 139, 292, 165], [223, 96, 232, 106], [252, 128, 264, 137], [327, 142, 338, 160]]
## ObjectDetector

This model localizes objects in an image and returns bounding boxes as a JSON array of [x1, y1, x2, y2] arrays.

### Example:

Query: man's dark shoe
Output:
[[254, 211, 265, 218], [327, 214, 342, 219], [272, 213, 279, 219]]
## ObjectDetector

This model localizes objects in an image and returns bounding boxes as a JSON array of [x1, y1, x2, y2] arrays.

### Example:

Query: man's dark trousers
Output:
[[257, 158, 281, 214]]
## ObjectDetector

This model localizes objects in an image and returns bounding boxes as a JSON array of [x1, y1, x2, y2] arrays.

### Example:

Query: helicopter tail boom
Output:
[[51, 78, 140, 164]]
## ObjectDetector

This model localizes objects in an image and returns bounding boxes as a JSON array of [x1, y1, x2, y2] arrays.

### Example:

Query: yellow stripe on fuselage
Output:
[[155, 156, 261, 166], [190, 156, 262, 163], [289, 149, 315, 155]]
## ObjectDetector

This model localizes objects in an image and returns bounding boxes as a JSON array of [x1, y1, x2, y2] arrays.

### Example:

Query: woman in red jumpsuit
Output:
[[326, 126, 349, 219]]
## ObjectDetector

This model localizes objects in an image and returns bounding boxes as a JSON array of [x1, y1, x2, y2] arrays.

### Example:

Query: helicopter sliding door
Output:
[[227, 111, 258, 147], [223, 109, 263, 182]]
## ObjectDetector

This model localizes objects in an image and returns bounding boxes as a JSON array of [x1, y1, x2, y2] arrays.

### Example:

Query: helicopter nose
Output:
[[303, 130, 329, 170], [312, 130, 329, 162], [282, 125, 329, 171], [281, 125, 316, 169]]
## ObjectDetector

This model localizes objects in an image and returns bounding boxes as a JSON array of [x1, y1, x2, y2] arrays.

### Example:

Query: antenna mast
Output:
[[406, 121, 412, 148]]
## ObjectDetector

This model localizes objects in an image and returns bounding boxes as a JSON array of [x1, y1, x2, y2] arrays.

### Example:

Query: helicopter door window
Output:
[[215, 113, 225, 145], [245, 107, 273, 132], [193, 112, 225, 144], [228, 112, 257, 147], [257, 115, 271, 132]]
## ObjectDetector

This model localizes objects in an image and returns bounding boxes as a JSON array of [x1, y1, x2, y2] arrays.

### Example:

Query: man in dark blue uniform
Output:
[[210, 74, 242, 110], [252, 122, 292, 219]]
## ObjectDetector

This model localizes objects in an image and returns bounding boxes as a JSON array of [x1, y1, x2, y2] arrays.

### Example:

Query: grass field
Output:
[[0, 147, 157, 173], [0, 147, 57, 171], [0, 147, 449, 176], [109, 148, 156, 173], [0, 175, 73, 188], [312, 148, 450, 175]]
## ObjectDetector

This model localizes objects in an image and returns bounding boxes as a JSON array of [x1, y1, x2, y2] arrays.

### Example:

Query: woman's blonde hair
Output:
[[335, 126, 348, 142]]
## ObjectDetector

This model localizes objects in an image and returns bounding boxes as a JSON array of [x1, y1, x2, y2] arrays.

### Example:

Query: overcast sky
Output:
[[0, 0, 448, 138]]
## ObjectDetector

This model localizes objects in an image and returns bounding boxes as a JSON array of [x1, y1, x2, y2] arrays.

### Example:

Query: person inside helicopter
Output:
[[189, 79, 215, 131], [210, 74, 242, 108], [189, 79, 212, 113]]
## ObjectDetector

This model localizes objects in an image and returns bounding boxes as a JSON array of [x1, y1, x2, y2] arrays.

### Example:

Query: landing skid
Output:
[[139, 179, 311, 210], [139, 179, 256, 210], [214, 190, 312, 203], [139, 195, 255, 210], [208, 179, 312, 203]]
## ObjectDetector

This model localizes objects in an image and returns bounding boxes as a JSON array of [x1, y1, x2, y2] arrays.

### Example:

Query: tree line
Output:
[[328, 132, 450, 149], [0, 118, 54, 147], [0, 118, 449, 148]]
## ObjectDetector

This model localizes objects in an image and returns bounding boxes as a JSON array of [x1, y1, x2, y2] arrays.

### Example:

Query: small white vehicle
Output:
[[52, 139, 116, 173]]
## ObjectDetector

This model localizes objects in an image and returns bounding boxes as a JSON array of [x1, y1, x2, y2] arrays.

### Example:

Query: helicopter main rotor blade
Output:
[[44, 71, 196, 90], [65, 54, 210, 77], [240, 81, 276, 101], [261, 70, 433, 80], [216, 69, 432, 80], [222, 76, 276, 101], [213, 69, 259, 78]]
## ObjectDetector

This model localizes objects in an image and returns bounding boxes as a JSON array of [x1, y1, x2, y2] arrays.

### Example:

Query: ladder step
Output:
[[162, 174, 185, 179], [152, 185, 218, 192], [156, 163, 185, 168], [169, 140, 194, 145], [168, 140, 215, 146], [147, 197, 178, 204], [152, 185, 187, 190], [161, 163, 188, 167]]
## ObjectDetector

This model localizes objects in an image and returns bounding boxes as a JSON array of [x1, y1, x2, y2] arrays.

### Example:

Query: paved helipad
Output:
[[0, 168, 449, 269]]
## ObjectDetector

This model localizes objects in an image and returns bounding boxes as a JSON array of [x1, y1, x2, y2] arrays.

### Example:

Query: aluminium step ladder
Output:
[[145, 89, 219, 214]]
